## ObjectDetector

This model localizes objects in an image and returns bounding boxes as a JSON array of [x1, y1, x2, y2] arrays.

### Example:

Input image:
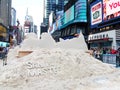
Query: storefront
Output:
[[88, 30, 116, 49]]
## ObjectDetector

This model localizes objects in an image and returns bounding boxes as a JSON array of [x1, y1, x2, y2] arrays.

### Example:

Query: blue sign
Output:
[[0, 41, 9, 47], [75, 0, 87, 22], [64, 5, 74, 24]]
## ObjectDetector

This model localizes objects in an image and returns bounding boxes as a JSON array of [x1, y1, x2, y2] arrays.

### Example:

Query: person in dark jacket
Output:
[[116, 47, 120, 67]]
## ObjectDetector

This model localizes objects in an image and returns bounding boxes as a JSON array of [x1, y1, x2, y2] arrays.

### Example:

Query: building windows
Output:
[[0, 0, 1, 16]]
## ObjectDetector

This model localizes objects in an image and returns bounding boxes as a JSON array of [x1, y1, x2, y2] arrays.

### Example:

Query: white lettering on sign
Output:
[[89, 34, 109, 41]]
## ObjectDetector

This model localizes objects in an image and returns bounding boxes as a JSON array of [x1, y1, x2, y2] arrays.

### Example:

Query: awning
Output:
[[88, 38, 113, 43]]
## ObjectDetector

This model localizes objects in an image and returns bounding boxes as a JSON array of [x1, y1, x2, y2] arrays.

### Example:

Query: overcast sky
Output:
[[12, 0, 43, 28]]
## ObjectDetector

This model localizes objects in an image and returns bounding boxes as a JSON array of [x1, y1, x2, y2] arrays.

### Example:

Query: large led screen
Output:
[[64, 5, 74, 24], [75, 0, 87, 22], [103, 0, 120, 21], [91, 1, 102, 25]]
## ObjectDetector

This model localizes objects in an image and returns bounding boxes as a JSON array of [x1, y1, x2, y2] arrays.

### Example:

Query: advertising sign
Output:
[[64, 5, 74, 24], [0, 41, 9, 47], [75, 0, 87, 22], [91, 1, 102, 25], [103, 0, 120, 21]]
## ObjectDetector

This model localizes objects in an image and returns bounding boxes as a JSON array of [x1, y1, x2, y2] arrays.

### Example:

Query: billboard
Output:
[[103, 0, 120, 21], [91, 1, 102, 25], [75, 0, 87, 22], [64, 5, 74, 24]]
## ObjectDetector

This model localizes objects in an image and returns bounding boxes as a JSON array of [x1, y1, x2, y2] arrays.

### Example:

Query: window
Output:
[[66, 27, 70, 35], [70, 26, 76, 35], [76, 27, 81, 34]]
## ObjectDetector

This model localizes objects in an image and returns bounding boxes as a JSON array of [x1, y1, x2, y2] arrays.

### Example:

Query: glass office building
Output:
[[44, 0, 65, 26]]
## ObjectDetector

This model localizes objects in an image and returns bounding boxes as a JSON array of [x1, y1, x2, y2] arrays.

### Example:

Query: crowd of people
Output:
[[90, 47, 120, 67]]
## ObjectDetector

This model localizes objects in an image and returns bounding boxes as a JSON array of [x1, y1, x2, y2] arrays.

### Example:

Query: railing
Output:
[[102, 54, 116, 64]]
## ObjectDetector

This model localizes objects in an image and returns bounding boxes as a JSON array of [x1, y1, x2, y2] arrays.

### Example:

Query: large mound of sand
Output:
[[0, 33, 120, 90], [19, 32, 88, 51], [57, 32, 88, 50]]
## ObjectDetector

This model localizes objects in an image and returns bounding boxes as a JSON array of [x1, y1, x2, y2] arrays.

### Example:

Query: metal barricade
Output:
[[102, 54, 116, 64]]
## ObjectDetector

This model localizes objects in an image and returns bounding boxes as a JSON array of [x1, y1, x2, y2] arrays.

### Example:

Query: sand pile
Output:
[[0, 33, 120, 90], [19, 32, 87, 51], [20, 33, 56, 50], [57, 32, 88, 50]]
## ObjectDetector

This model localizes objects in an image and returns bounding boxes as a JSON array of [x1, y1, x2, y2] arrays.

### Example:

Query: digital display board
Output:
[[103, 0, 120, 21], [75, 0, 87, 22], [91, 1, 102, 25], [64, 5, 74, 24]]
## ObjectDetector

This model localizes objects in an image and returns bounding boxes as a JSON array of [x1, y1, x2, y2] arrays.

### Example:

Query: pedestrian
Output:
[[96, 49, 100, 60], [116, 47, 120, 67], [93, 49, 97, 58], [2, 46, 9, 66], [110, 46, 117, 54]]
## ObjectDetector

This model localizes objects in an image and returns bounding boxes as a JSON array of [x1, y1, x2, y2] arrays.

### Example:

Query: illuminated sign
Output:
[[75, 0, 87, 22], [64, 5, 74, 24], [103, 0, 120, 21], [0, 41, 9, 47], [91, 1, 102, 25]]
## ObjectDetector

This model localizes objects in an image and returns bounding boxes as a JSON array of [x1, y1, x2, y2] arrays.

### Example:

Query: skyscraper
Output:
[[44, 0, 64, 26], [11, 8, 16, 26], [24, 8, 34, 33], [0, 0, 12, 27]]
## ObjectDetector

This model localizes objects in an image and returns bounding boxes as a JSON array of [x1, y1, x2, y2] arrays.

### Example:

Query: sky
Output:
[[12, 0, 44, 29]]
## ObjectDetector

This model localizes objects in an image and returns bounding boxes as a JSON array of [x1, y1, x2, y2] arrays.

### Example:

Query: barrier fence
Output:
[[102, 54, 116, 64]]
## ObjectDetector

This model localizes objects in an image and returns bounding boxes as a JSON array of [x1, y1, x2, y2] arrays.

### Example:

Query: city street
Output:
[[0, 0, 120, 89]]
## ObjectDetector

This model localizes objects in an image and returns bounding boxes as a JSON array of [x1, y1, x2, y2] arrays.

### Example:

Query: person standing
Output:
[[116, 47, 120, 67], [2, 47, 8, 66]]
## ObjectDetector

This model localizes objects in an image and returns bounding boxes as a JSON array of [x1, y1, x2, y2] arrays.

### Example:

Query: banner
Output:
[[91, 1, 102, 25], [103, 0, 120, 21]]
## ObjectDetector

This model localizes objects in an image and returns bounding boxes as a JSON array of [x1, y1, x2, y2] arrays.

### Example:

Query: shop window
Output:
[[61, 30, 65, 37], [70, 26, 76, 35], [64, 29, 67, 36], [77, 27, 81, 34], [103, 42, 111, 47], [66, 27, 70, 35]]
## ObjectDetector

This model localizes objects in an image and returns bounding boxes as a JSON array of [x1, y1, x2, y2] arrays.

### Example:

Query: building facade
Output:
[[0, 0, 11, 43], [49, 0, 88, 42], [11, 7, 16, 26], [44, 0, 64, 27], [88, 0, 120, 50], [0, 0, 12, 27]]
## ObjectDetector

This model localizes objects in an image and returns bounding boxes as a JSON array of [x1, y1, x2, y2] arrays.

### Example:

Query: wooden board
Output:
[[17, 51, 33, 58]]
